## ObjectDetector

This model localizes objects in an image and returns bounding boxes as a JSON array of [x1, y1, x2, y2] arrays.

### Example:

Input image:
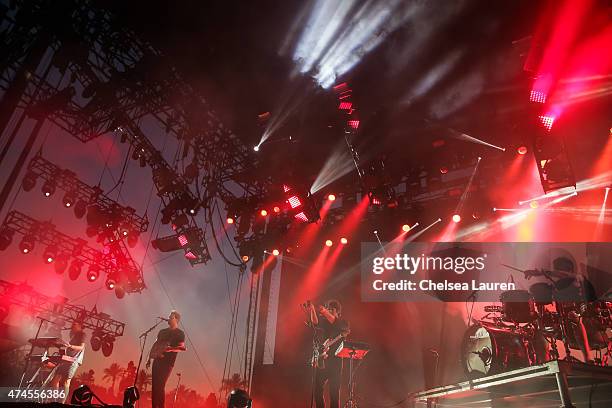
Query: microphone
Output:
[[158, 316, 169, 321]]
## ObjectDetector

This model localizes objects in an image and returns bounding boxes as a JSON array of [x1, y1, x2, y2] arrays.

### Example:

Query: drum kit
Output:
[[462, 268, 612, 378]]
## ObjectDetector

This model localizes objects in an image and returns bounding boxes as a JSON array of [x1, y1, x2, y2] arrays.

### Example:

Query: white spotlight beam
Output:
[[405, 218, 442, 242], [455, 157, 482, 216], [518, 171, 611, 205]]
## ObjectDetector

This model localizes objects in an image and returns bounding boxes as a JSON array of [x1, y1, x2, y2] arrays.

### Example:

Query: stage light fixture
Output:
[[253, 145, 260, 152], [340, 237, 348, 245], [228, 388, 251, 408], [538, 115, 555, 131], [74, 199, 87, 219], [0, 228, 14, 251], [19, 235, 35, 254], [517, 145, 528, 155], [68, 260, 83, 280], [105, 276, 116, 290], [288, 195, 302, 209], [272, 249, 280, 256], [115, 285, 125, 299], [90, 330, 103, 351], [86, 266, 100, 282], [123, 386, 140, 408], [325, 239, 333, 247], [439, 166, 449, 175], [43, 245, 57, 264], [71, 385, 93, 406], [402, 224, 411, 232], [452, 214, 461, 223], [62, 192, 76, 208], [54, 254, 69, 274], [328, 194, 336, 201], [85, 226, 98, 238], [530, 201, 539, 209], [101, 335, 115, 356], [260, 209, 268, 217], [22, 172, 37, 192], [227, 217, 235, 224], [273, 206, 281, 213], [41, 180, 56, 197], [241, 255, 249, 262], [127, 231, 139, 248]]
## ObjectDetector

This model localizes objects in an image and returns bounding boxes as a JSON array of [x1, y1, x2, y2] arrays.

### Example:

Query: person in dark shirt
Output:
[[147, 310, 186, 408], [307, 299, 350, 408], [50, 321, 86, 402]]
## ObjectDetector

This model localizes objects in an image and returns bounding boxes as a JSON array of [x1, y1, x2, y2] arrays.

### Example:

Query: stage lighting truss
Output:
[[532, 126, 576, 193], [0, 279, 125, 353], [0, 211, 146, 294], [24, 155, 148, 246], [151, 227, 211, 266]]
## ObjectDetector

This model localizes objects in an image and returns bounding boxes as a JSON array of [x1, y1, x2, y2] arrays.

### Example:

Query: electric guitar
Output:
[[311, 332, 347, 369]]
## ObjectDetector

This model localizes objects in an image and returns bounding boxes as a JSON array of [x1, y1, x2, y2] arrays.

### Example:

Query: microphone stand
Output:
[[134, 318, 165, 407]]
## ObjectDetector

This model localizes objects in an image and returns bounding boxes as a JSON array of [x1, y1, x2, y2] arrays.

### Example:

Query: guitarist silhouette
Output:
[[147, 311, 186, 408], [306, 299, 350, 408]]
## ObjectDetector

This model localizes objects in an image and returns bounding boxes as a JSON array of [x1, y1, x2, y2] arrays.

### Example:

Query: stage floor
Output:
[[413, 360, 612, 408]]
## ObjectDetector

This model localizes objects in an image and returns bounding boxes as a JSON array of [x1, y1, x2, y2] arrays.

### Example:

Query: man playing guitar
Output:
[[306, 300, 350, 408], [147, 311, 186, 408]]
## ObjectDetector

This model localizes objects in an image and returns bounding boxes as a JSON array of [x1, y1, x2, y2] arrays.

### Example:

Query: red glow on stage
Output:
[[273, 206, 281, 213], [325, 239, 333, 247], [517, 145, 528, 155], [288, 195, 302, 209], [327, 194, 336, 201]]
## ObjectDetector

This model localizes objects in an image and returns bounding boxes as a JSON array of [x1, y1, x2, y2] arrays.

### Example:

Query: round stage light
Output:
[[530, 201, 539, 209], [105, 276, 116, 290], [0, 228, 14, 251], [68, 260, 83, 280], [402, 224, 410, 232], [43, 245, 57, 264], [87, 266, 100, 282], [41, 180, 56, 197], [517, 145, 528, 155], [439, 166, 448, 175], [452, 214, 461, 223], [22, 172, 37, 192], [74, 199, 87, 219], [19, 235, 35, 254], [272, 249, 280, 256], [54, 254, 69, 274], [273, 206, 281, 213], [62, 192, 76, 208], [253, 145, 260, 152], [325, 240, 333, 247], [227, 217, 235, 224], [260, 209, 268, 217], [328, 194, 336, 201], [340, 237, 348, 245], [241, 255, 249, 262]]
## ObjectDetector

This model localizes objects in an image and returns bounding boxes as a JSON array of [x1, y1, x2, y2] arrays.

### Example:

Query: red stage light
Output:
[[530, 201, 539, 209], [439, 166, 448, 174], [338, 101, 352, 110], [272, 249, 280, 256], [294, 212, 309, 222], [325, 240, 333, 247], [517, 145, 528, 155], [452, 214, 461, 223], [283, 184, 291, 192], [529, 90, 547, 103], [178, 234, 189, 247], [402, 224, 411, 232], [432, 139, 445, 148], [226, 217, 234, 224], [327, 194, 336, 201], [288, 196, 302, 209], [241, 255, 249, 262], [340, 237, 348, 245], [538, 115, 555, 131], [184, 251, 197, 260], [347, 120, 360, 129], [273, 206, 281, 213], [260, 209, 268, 217], [87, 267, 99, 282], [371, 197, 381, 205]]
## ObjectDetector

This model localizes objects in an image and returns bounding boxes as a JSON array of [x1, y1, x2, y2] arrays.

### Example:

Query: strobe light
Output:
[[19, 235, 35, 254], [41, 180, 56, 197], [43, 245, 57, 264], [0, 228, 14, 251]]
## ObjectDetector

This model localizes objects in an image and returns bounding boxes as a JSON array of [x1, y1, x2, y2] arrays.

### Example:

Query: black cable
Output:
[[206, 202, 243, 267]]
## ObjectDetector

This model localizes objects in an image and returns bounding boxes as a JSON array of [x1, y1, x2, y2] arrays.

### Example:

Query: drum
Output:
[[500, 290, 536, 323], [529, 283, 553, 305], [461, 322, 532, 378]]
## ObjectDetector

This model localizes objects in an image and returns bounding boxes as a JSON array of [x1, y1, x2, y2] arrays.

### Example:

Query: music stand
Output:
[[335, 341, 370, 408]]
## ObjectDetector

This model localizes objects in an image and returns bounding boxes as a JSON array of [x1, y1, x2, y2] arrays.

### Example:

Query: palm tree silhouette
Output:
[[136, 369, 152, 394], [74, 369, 95, 385], [102, 363, 125, 395]]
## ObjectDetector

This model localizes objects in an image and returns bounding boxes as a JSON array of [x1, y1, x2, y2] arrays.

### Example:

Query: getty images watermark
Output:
[[360, 242, 612, 302]]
